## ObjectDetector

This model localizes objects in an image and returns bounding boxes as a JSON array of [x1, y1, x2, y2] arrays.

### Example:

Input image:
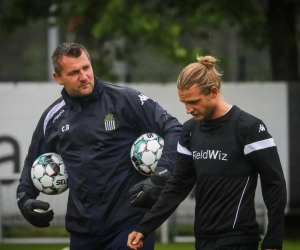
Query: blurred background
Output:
[[0, 0, 300, 249], [2, 0, 299, 83]]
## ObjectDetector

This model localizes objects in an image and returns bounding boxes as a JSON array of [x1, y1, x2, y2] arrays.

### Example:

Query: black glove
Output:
[[129, 167, 171, 208], [17, 192, 54, 227]]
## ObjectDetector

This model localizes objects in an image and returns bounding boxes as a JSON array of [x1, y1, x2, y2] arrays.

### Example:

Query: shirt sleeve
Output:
[[242, 119, 287, 250], [16, 114, 54, 199], [124, 87, 182, 171], [135, 124, 197, 237]]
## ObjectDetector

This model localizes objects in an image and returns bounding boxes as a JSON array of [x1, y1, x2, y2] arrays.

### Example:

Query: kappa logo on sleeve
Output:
[[138, 94, 149, 105], [258, 124, 266, 133]]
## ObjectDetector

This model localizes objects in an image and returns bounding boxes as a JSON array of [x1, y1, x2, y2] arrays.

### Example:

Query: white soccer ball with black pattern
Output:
[[31, 152, 68, 195], [130, 133, 164, 176]]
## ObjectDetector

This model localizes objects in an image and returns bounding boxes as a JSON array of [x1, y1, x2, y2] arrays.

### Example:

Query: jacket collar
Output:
[[61, 77, 103, 106]]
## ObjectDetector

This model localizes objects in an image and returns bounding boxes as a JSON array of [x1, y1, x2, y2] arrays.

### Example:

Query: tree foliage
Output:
[[0, 0, 299, 81]]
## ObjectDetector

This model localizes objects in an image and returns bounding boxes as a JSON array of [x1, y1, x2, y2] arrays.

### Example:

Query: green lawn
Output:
[[1, 241, 300, 250]]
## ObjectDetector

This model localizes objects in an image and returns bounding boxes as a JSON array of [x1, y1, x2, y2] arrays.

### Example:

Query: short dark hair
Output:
[[51, 43, 91, 75]]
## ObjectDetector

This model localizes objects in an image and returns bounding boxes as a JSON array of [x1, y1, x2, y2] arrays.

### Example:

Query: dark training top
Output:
[[136, 105, 287, 250], [17, 77, 182, 235]]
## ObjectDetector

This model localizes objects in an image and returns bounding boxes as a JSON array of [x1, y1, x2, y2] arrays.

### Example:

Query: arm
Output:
[[17, 112, 51, 197], [128, 151, 196, 249], [128, 125, 197, 248], [124, 88, 182, 172], [241, 119, 287, 250], [135, 151, 196, 236], [17, 113, 55, 227], [125, 89, 182, 208]]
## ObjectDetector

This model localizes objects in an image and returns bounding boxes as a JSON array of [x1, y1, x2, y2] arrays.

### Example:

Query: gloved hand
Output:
[[17, 192, 54, 227], [129, 167, 171, 208]]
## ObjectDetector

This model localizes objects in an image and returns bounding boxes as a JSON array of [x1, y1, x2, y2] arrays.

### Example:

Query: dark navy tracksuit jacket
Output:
[[17, 77, 182, 235]]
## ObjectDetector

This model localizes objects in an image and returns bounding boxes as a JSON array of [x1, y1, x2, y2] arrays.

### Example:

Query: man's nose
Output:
[[185, 104, 193, 114], [79, 69, 88, 80]]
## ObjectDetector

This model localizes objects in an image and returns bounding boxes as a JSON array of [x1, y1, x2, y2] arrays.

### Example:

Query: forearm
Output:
[[261, 180, 287, 249], [135, 174, 195, 237], [17, 162, 39, 198], [254, 150, 287, 249]]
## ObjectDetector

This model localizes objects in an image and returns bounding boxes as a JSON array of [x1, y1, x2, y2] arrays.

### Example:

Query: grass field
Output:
[[1, 241, 300, 250]]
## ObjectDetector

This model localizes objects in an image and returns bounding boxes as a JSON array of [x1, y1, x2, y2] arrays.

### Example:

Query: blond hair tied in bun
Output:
[[177, 55, 222, 95]]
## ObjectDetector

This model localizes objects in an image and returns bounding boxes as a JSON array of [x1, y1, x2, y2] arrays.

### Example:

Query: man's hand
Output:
[[129, 167, 171, 208], [129, 178, 163, 208], [17, 192, 54, 227], [127, 231, 144, 250]]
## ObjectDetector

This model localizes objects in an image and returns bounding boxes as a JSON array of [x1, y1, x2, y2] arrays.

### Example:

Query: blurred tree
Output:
[[0, 0, 299, 81]]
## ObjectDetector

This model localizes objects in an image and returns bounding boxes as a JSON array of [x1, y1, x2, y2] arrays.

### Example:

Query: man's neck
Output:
[[212, 101, 232, 119]]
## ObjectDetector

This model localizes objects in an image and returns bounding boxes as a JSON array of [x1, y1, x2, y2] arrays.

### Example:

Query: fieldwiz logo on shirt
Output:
[[193, 150, 228, 161], [104, 114, 116, 131]]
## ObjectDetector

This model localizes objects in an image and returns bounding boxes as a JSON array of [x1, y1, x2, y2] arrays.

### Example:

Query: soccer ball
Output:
[[31, 152, 68, 195], [130, 133, 164, 176]]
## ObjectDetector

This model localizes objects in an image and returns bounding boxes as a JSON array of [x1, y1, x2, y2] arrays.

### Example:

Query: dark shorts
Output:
[[70, 226, 155, 250], [214, 243, 259, 250], [195, 235, 261, 250]]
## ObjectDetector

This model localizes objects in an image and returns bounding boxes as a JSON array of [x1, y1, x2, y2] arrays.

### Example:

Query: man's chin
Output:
[[75, 90, 92, 98], [192, 114, 203, 121], [79, 86, 93, 96]]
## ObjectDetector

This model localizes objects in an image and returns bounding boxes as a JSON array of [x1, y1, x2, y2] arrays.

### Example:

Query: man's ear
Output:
[[210, 86, 218, 98], [53, 72, 64, 86]]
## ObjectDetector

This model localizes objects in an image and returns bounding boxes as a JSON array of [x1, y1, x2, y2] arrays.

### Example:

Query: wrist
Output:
[[17, 192, 31, 209], [134, 228, 148, 240], [150, 167, 171, 186]]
